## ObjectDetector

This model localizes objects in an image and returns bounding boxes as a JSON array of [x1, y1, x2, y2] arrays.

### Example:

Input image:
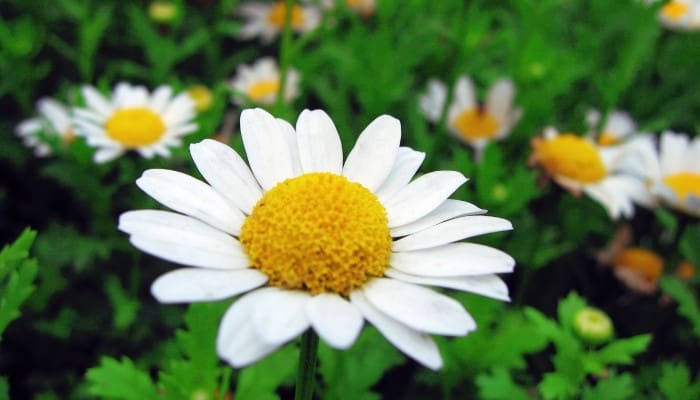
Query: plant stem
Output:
[[275, 0, 296, 115], [217, 366, 232, 400], [294, 330, 319, 400]]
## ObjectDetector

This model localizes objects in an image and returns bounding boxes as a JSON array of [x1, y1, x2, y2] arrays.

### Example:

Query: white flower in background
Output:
[[659, 0, 700, 31], [624, 131, 700, 217], [230, 57, 300, 106], [72, 83, 197, 163], [586, 108, 638, 146], [418, 79, 447, 123], [15, 98, 75, 157], [529, 127, 655, 219], [237, 1, 321, 43], [119, 108, 515, 370], [446, 76, 522, 160], [320, 0, 376, 17]]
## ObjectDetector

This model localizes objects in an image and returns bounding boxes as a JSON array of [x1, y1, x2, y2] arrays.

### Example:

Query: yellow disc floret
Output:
[[597, 132, 621, 146], [240, 172, 392, 296], [247, 80, 280, 102], [267, 1, 306, 30], [534, 133, 607, 183], [105, 108, 166, 147], [452, 108, 500, 141], [663, 172, 700, 201], [661, 1, 689, 21], [613, 247, 664, 283]]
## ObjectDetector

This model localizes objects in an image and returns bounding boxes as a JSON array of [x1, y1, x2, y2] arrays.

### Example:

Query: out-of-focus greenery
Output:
[[1, 0, 699, 398]]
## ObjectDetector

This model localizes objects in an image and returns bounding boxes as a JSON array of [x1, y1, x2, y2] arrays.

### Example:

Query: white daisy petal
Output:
[[350, 290, 442, 370], [391, 242, 515, 276], [485, 79, 515, 123], [81, 85, 113, 118], [136, 169, 245, 235], [362, 278, 475, 336], [452, 75, 476, 112], [375, 147, 426, 203], [93, 147, 123, 163], [149, 86, 174, 114], [295, 109, 343, 174], [241, 108, 301, 190], [190, 139, 263, 214], [306, 293, 364, 349], [660, 131, 688, 175], [390, 199, 486, 237], [385, 269, 510, 301], [217, 289, 281, 368], [392, 216, 513, 251], [343, 115, 401, 191], [253, 288, 311, 345], [151, 268, 267, 303], [119, 210, 248, 269]]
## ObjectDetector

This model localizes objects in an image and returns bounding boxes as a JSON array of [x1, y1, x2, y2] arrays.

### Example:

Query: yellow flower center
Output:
[[613, 247, 664, 283], [240, 172, 392, 296], [148, 1, 178, 23], [661, 1, 689, 21], [267, 1, 306, 30], [534, 134, 607, 183], [247, 80, 280, 102], [187, 85, 213, 113], [105, 108, 166, 147], [597, 132, 620, 146], [452, 108, 500, 141], [663, 172, 700, 201]]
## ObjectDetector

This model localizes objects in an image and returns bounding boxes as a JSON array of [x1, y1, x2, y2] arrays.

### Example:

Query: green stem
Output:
[[275, 0, 296, 116], [217, 366, 232, 400], [294, 330, 319, 400]]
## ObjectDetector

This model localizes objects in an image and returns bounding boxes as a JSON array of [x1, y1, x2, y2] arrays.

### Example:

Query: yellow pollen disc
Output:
[[240, 172, 392, 296], [663, 172, 700, 201], [267, 2, 306, 30], [452, 108, 501, 141], [597, 132, 620, 146], [187, 85, 213, 113], [247, 80, 280, 101], [613, 247, 664, 283], [661, 2, 689, 21], [534, 133, 607, 183], [63, 129, 77, 144], [105, 107, 166, 147]]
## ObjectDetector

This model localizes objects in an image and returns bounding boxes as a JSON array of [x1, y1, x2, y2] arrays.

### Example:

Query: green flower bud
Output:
[[573, 307, 614, 345]]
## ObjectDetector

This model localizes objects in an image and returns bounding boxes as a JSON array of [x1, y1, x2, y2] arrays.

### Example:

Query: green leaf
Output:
[[539, 371, 580, 400], [85, 357, 160, 400], [0, 376, 8, 400], [557, 292, 588, 335], [0, 228, 38, 339], [104, 275, 140, 330], [658, 362, 700, 400], [595, 334, 651, 367], [680, 224, 700, 276], [660, 277, 700, 339], [234, 343, 298, 400], [319, 326, 404, 399], [476, 367, 531, 400], [581, 372, 635, 400]]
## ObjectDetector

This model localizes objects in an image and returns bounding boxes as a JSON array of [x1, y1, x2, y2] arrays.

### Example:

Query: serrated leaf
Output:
[[595, 334, 651, 366], [557, 292, 588, 335], [0, 229, 38, 339], [581, 372, 635, 400], [234, 343, 297, 400], [660, 277, 700, 339], [86, 357, 160, 400], [539, 371, 580, 400], [319, 326, 404, 400], [476, 367, 531, 400]]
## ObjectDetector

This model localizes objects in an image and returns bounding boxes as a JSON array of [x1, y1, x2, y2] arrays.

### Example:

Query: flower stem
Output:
[[275, 0, 296, 116], [294, 329, 319, 400]]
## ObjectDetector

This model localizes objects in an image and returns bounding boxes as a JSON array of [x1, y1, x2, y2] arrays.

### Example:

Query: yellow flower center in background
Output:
[[267, 1, 306, 30], [452, 108, 500, 140], [148, 1, 178, 23], [105, 108, 166, 147], [187, 85, 213, 113], [613, 247, 664, 283], [240, 172, 392, 296], [661, 1, 689, 21], [663, 172, 700, 201], [535, 134, 607, 183], [247, 80, 280, 101], [597, 132, 620, 146]]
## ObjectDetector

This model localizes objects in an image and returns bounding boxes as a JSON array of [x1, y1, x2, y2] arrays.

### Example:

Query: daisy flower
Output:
[[119, 108, 515, 370], [72, 83, 197, 163], [237, 1, 321, 44], [529, 128, 654, 219], [15, 97, 75, 157], [611, 247, 664, 295], [586, 108, 638, 146], [626, 131, 700, 217], [229, 57, 301, 106], [659, 0, 700, 31], [446, 76, 522, 160], [418, 79, 447, 123]]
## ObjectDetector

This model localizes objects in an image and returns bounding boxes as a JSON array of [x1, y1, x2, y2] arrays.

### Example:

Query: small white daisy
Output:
[[229, 57, 301, 106], [625, 131, 700, 217], [446, 76, 522, 160], [586, 108, 638, 146], [659, 0, 700, 31], [237, 1, 321, 44], [529, 128, 654, 219], [15, 98, 75, 157], [119, 108, 515, 370], [72, 82, 197, 163], [418, 79, 448, 123]]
